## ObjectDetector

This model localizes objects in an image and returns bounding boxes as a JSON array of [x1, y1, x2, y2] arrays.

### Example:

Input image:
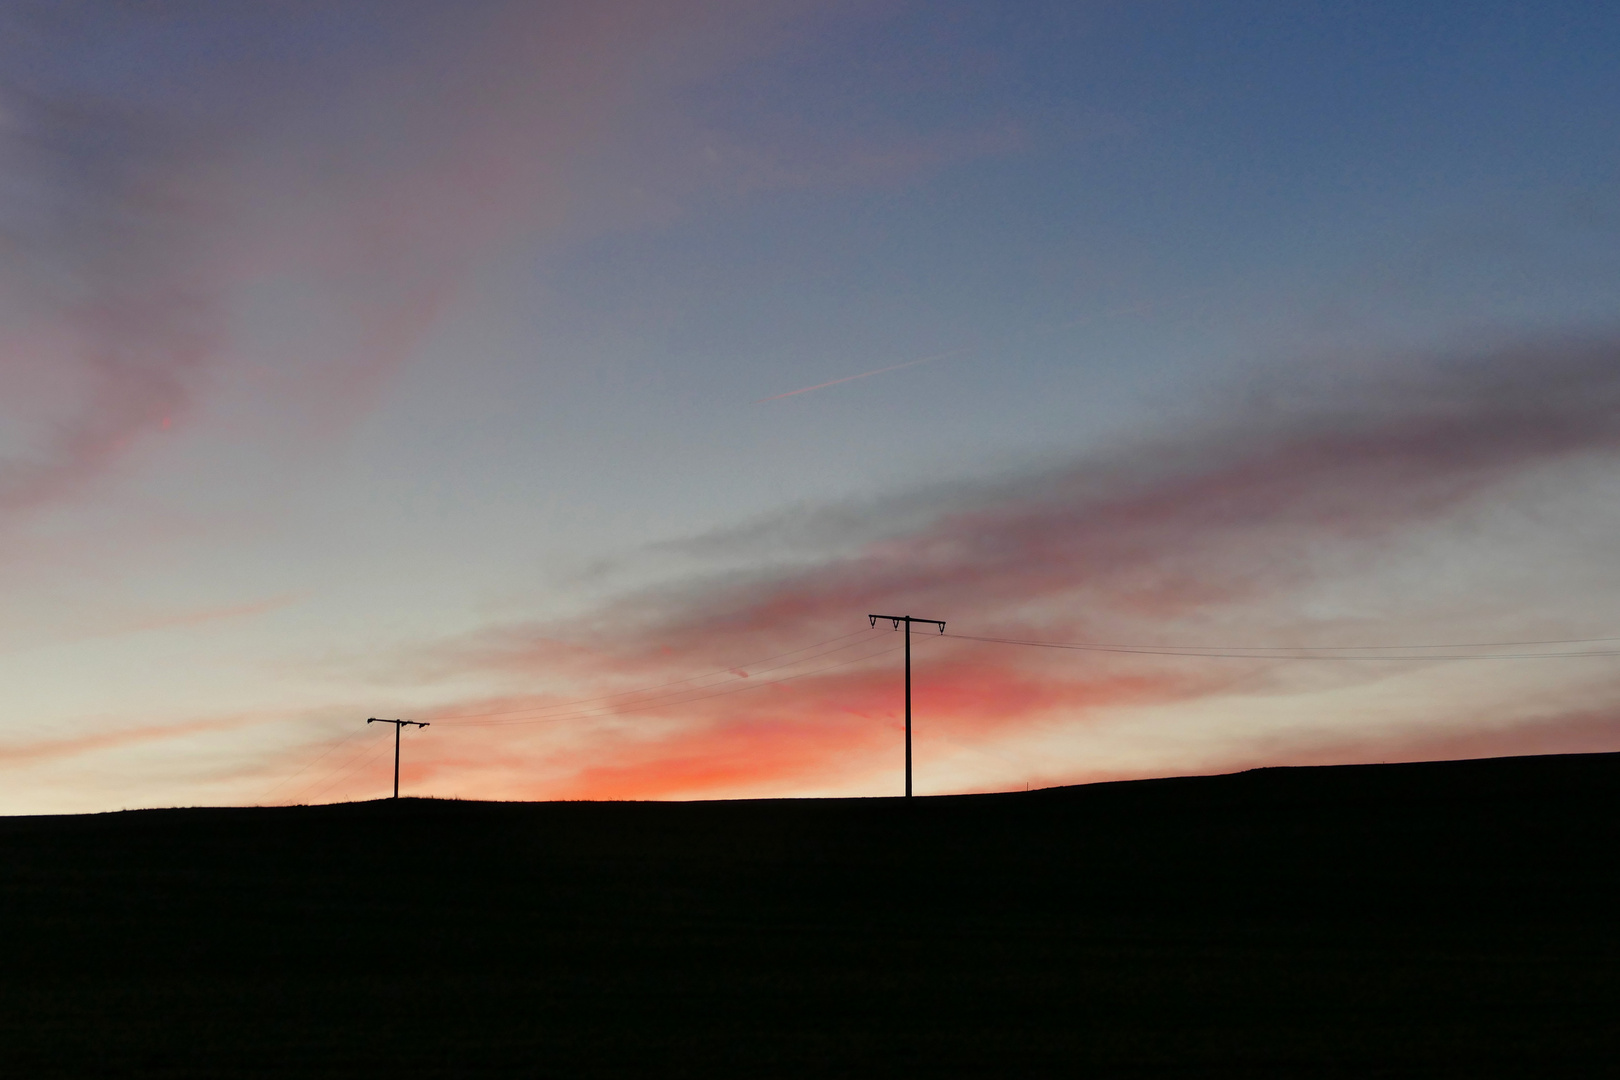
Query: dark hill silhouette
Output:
[[3, 752, 1619, 1077]]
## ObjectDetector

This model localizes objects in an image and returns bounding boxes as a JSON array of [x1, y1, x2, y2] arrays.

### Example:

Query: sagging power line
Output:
[[265, 620, 1620, 806], [265, 637, 904, 803], [406, 625, 1620, 731], [870, 614, 946, 798], [944, 631, 1620, 660], [435, 628, 890, 726]]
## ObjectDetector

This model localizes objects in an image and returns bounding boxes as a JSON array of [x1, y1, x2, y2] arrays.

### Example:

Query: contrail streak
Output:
[[1054, 301, 1155, 328], [751, 350, 962, 404], [752, 299, 1168, 405]]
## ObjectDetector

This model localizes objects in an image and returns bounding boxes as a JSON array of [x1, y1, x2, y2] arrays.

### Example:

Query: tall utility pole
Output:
[[367, 718, 429, 799], [868, 614, 945, 797]]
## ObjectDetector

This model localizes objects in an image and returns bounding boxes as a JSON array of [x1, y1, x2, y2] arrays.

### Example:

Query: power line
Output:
[[259, 727, 362, 805], [257, 614, 1618, 807], [428, 627, 886, 723], [443, 639, 904, 728], [943, 631, 1620, 660], [434, 633, 892, 725], [295, 735, 391, 805], [437, 641, 894, 725], [445, 640, 903, 727], [962, 631, 1620, 651], [281, 736, 376, 805]]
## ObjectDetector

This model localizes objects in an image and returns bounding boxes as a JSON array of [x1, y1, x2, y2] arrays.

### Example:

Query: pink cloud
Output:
[[411, 641, 1199, 801], [0, 713, 261, 768], [88, 593, 301, 642], [0, 2, 818, 519], [407, 338, 1620, 799]]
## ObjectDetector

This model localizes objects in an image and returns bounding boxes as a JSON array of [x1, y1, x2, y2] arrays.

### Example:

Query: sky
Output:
[[2, 0, 1619, 814]]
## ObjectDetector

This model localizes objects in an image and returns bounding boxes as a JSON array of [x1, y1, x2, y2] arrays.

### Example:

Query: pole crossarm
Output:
[[366, 718, 430, 799], [869, 614, 946, 633], [866, 615, 945, 798]]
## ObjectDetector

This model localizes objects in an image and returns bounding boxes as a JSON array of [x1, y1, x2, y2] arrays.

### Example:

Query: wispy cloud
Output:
[[7, 593, 303, 657], [0, 75, 223, 515], [399, 335, 1620, 798], [0, 713, 260, 768], [0, 1, 818, 522]]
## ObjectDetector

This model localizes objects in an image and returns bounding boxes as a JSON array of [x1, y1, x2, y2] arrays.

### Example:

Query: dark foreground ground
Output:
[[3, 754, 1620, 1078]]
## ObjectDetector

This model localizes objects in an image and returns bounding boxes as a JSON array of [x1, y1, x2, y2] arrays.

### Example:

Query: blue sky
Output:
[[1, 1, 1617, 812]]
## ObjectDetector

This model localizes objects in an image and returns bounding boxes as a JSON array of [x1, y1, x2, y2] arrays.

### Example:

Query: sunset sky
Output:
[[3, 1, 1619, 814]]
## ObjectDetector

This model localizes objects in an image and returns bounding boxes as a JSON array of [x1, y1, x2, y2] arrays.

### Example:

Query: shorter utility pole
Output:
[[367, 718, 429, 799], [868, 614, 945, 797]]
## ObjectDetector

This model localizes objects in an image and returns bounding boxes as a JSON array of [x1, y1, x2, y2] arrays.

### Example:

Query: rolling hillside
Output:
[[4, 752, 1619, 1077]]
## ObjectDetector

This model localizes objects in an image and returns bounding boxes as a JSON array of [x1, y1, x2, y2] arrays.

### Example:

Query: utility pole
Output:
[[367, 718, 429, 799], [867, 614, 945, 797]]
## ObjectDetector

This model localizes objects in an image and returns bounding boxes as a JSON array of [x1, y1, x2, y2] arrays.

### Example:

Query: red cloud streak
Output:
[[0, 714, 260, 767], [402, 340, 1620, 800]]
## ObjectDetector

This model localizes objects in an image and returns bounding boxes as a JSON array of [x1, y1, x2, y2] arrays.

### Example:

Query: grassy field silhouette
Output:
[[4, 752, 1619, 1077]]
